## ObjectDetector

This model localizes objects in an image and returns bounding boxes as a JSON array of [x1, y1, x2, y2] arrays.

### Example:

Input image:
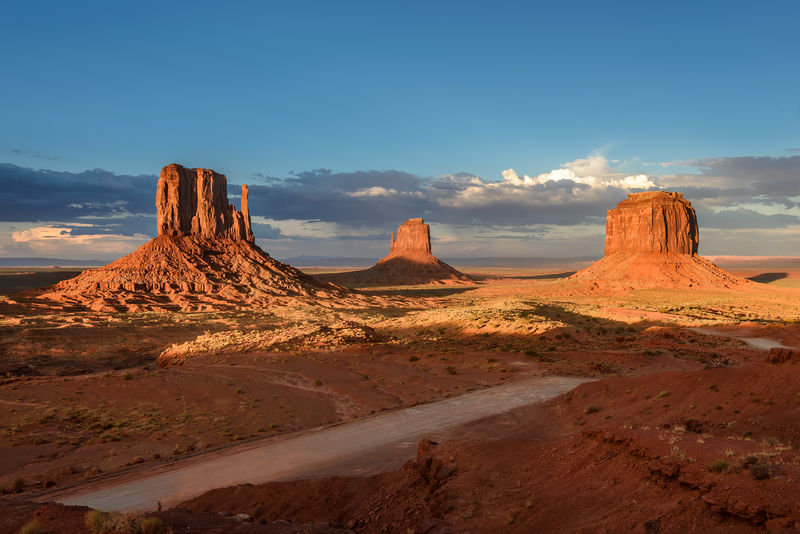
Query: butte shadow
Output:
[[567, 191, 748, 291], [23, 163, 344, 312], [317, 218, 475, 287]]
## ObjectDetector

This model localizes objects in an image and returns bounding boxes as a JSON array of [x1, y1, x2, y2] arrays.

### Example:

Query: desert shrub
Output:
[[748, 458, 775, 480], [584, 404, 600, 414], [655, 390, 670, 399], [523, 349, 539, 359], [140, 517, 164, 534], [19, 519, 43, 534], [13, 477, 25, 492], [123, 373, 133, 381], [85, 510, 108, 533], [313, 379, 323, 387], [707, 459, 729, 473], [409, 355, 419, 362], [446, 366, 457, 375]]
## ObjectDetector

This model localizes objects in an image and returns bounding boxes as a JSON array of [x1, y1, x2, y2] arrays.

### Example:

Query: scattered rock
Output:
[[767, 347, 795, 363]]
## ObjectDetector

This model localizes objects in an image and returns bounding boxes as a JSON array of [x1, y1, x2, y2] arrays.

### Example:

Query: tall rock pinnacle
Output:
[[156, 163, 253, 241]]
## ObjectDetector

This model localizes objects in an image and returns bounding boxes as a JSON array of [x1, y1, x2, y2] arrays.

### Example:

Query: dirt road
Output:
[[690, 327, 792, 350], [44, 376, 585, 511]]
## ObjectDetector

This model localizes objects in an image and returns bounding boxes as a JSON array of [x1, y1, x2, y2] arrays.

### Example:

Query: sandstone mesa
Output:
[[570, 191, 746, 290]]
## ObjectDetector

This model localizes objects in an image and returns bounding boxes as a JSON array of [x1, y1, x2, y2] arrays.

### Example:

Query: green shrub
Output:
[[655, 390, 670, 399], [584, 404, 600, 414]]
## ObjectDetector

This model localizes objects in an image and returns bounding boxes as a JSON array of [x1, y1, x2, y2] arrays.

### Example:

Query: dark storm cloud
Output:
[[664, 156, 800, 208], [3, 155, 799, 246], [0, 163, 157, 223], [697, 207, 800, 229], [246, 169, 436, 226]]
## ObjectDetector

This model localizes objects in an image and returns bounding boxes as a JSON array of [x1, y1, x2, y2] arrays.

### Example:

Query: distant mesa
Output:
[[27, 163, 341, 312], [569, 191, 746, 290], [319, 218, 474, 286]]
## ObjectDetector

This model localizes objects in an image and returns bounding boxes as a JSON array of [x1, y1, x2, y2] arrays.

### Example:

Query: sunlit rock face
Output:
[[568, 191, 746, 291], [389, 218, 432, 257], [156, 163, 253, 242], [604, 192, 698, 256]]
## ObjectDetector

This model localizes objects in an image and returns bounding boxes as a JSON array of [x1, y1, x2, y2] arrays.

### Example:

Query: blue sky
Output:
[[1, 1, 799, 260]]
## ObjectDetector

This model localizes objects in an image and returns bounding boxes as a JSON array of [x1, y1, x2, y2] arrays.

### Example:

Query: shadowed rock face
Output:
[[605, 192, 698, 256], [156, 163, 253, 241]]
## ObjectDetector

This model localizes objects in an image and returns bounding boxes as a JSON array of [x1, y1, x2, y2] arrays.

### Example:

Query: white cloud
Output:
[[345, 186, 425, 199], [438, 155, 656, 209], [2, 223, 150, 259]]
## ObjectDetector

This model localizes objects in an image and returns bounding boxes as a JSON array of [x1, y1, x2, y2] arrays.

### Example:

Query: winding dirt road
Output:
[[43, 375, 586, 512]]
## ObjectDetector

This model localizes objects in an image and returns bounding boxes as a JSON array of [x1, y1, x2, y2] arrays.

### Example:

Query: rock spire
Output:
[[156, 163, 253, 241]]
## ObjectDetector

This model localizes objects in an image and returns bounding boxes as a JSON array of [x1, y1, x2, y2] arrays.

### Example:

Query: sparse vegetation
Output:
[[18, 519, 43, 534], [707, 459, 729, 473], [584, 404, 600, 414]]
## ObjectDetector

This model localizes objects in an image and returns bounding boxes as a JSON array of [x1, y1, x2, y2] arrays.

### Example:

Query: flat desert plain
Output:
[[2, 258, 800, 533]]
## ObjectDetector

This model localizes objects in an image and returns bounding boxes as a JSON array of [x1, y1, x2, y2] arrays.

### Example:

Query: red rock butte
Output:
[[570, 191, 746, 290], [25, 164, 342, 312], [319, 218, 474, 286], [156, 164, 254, 242]]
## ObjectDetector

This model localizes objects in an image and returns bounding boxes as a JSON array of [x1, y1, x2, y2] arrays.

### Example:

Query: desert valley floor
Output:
[[2, 259, 800, 533]]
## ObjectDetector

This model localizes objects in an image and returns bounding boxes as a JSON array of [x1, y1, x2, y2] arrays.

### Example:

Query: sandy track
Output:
[[43, 376, 586, 511], [689, 327, 792, 350]]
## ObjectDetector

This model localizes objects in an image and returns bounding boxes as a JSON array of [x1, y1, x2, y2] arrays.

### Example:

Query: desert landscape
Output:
[[1, 164, 800, 533], [4, 4, 800, 533]]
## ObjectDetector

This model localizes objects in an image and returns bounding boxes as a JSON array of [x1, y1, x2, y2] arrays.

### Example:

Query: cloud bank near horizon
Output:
[[1, 155, 798, 260]]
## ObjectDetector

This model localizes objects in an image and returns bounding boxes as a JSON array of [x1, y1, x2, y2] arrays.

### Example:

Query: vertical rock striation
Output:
[[156, 163, 253, 241], [604, 192, 698, 255], [389, 218, 432, 257]]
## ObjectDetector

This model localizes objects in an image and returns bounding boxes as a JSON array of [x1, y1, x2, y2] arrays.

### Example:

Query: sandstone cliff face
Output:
[[390, 218, 432, 256], [605, 192, 698, 255], [156, 163, 253, 241]]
